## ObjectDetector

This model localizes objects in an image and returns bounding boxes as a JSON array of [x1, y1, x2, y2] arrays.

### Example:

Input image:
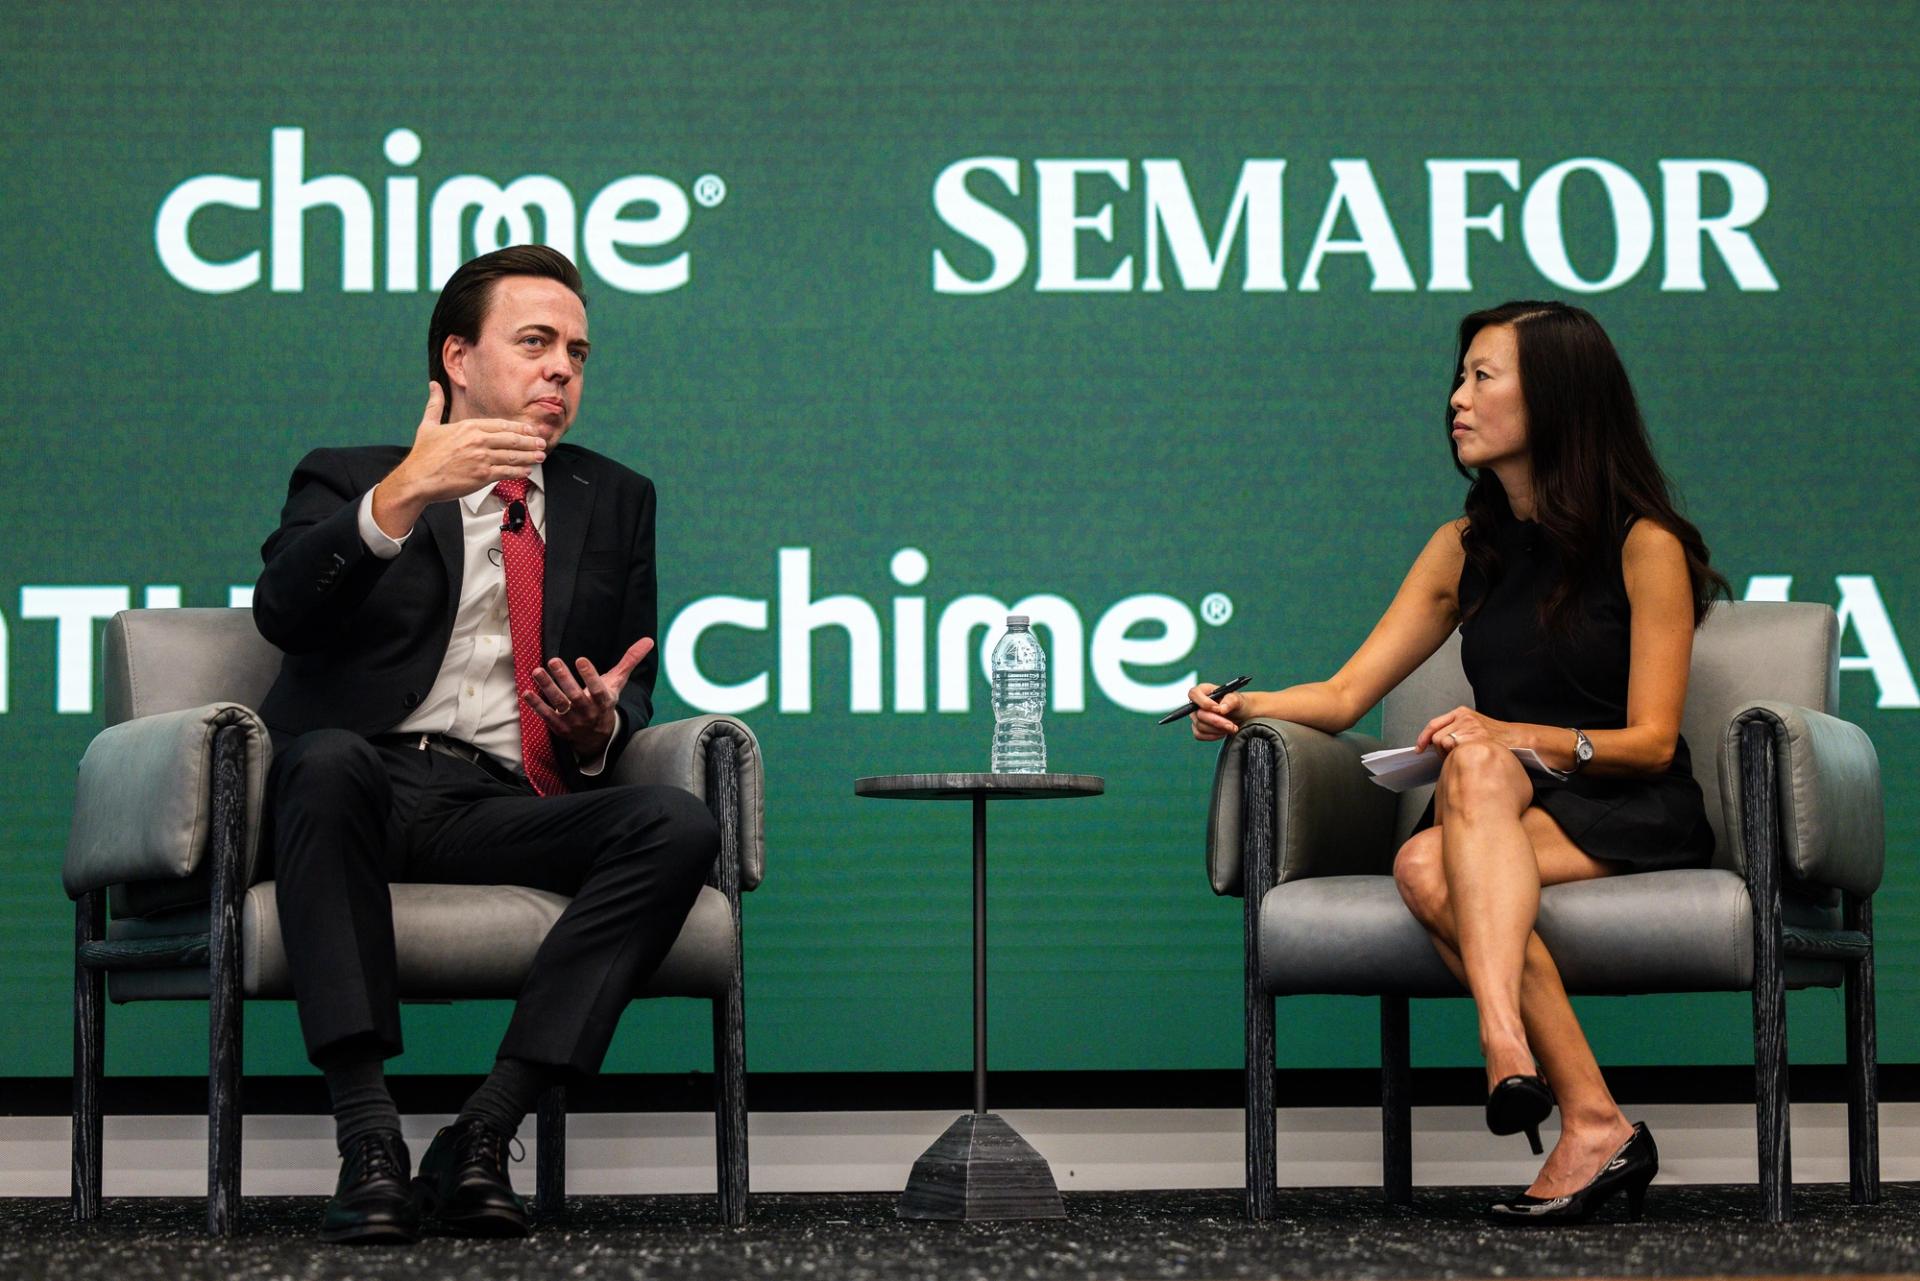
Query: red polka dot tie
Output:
[[493, 478, 566, 797]]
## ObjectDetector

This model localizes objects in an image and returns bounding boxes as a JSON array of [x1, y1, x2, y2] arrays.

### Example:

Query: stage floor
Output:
[[5, 1186, 1917, 1280]]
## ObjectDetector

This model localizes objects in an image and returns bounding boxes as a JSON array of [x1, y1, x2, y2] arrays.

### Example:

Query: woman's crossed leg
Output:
[[1391, 739, 1635, 1197]]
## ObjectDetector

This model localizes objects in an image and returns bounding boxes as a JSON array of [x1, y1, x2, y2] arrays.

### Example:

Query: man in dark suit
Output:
[[253, 245, 716, 1244]]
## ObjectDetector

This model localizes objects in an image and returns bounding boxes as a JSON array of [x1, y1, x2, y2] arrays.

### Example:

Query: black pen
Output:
[[1157, 675, 1253, 725]]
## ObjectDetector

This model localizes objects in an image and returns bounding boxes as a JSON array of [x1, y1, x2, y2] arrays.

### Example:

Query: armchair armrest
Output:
[[1720, 701, 1883, 898], [1206, 718, 1399, 896], [62, 703, 269, 901], [611, 715, 765, 890]]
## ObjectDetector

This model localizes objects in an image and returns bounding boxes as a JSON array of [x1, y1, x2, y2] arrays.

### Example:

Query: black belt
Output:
[[373, 732, 528, 788]]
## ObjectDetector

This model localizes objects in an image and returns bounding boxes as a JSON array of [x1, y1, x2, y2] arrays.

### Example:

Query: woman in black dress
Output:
[[1189, 301, 1726, 1223]]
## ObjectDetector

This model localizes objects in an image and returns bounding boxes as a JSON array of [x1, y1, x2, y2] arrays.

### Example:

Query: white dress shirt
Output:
[[356, 466, 612, 777]]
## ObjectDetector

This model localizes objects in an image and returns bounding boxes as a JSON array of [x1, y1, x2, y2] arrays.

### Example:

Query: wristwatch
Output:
[[1571, 728, 1595, 773]]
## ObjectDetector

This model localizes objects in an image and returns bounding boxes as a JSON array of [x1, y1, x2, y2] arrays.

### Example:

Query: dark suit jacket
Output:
[[252, 443, 658, 788]]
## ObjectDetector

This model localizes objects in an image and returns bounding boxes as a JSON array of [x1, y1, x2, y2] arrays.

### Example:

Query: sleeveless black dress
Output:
[[1416, 513, 1714, 870]]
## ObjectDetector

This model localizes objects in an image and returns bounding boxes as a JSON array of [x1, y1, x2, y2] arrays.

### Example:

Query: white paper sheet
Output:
[[1359, 744, 1570, 793]]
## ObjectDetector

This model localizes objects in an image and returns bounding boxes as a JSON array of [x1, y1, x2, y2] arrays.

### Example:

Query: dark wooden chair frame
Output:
[[72, 724, 752, 1235], [1235, 722, 1880, 1224]]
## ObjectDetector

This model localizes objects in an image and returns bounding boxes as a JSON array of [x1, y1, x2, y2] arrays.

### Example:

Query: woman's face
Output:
[[1449, 323, 1528, 470]]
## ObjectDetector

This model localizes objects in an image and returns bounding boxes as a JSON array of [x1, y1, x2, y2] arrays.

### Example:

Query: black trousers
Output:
[[266, 728, 718, 1075]]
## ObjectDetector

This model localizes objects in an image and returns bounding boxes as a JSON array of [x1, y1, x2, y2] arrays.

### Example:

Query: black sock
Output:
[[456, 1057, 551, 1139], [319, 1048, 401, 1155]]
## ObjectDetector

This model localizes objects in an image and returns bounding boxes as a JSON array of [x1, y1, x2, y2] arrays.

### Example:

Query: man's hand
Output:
[[523, 637, 656, 760], [371, 384, 548, 537]]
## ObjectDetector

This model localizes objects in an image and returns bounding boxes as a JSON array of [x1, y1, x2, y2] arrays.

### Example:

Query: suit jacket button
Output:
[[403, 692, 420, 709]]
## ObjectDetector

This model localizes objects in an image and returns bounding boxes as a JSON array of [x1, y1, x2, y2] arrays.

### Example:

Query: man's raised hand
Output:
[[371, 384, 548, 537], [523, 637, 657, 759]]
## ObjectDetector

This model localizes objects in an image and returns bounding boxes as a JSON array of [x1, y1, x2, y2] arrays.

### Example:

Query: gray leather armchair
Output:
[[1207, 601, 1882, 1223], [61, 608, 765, 1234]]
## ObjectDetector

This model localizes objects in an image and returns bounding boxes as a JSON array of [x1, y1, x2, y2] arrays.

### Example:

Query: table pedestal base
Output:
[[897, 1112, 1065, 1221]]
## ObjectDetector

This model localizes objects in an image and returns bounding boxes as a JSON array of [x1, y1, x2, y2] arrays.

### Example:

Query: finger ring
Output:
[[1448, 732, 1458, 746], [554, 699, 572, 715]]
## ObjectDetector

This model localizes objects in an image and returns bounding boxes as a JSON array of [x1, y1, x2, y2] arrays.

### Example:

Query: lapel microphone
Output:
[[502, 499, 528, 535]]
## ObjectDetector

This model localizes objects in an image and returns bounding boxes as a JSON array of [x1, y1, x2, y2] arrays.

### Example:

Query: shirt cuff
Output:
[[358, 486, 411, 559], [577, 708, 623, 777]]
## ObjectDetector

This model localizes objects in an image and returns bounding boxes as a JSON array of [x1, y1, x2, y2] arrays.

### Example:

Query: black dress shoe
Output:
[[1489, 1121, 1660, 1225], [1486, 1074, 1556, 1155], [319, 1130, 418, 1245], [413, 1118, 530, 1238]]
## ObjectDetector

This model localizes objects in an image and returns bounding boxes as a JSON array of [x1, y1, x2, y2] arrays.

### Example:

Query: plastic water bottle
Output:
[[990, 615, 1047, 773]]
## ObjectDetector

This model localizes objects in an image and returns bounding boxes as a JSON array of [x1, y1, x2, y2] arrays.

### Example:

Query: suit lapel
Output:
[[542, 461, 595, 656], [422, 501, 464, 625]]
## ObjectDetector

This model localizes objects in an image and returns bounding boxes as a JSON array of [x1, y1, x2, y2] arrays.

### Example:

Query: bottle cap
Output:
[[1007, 615, 1029, 627]]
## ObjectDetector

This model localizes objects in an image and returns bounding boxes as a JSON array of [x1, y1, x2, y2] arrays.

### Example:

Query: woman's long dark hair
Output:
[[1451, 301, 1728, 635]]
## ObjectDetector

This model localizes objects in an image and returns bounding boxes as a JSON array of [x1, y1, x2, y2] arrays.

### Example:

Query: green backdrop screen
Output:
[[3, 2, 1915, 1081]]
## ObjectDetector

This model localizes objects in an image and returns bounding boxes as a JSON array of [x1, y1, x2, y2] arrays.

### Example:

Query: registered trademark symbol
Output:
[[693, 174, 727, 208], [1201, 593, 1233, 626]]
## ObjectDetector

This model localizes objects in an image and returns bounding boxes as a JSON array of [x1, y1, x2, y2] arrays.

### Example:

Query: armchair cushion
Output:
[[613, 714, 765, 890], [63, 703, 268, 910], [1207, 720, 1397, 896], [1258, 875, 1459, 996], [1720, 702, 1884, 899], [104, 608, 283, 726], [1259, 869, 1845, 997], [105, 881, 736, 1002]]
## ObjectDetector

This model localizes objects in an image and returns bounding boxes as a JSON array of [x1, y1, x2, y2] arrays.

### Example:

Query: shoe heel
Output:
[[1523, 1124, 1543, 1156], [1626, 1175, 1652, 1221]]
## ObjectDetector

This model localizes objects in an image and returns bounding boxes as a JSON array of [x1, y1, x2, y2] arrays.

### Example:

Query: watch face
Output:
[[1576, 734, 1594, 762]]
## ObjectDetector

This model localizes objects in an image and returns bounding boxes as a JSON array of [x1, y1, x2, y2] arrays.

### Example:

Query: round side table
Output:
[[854, 772, 1104, 1221]]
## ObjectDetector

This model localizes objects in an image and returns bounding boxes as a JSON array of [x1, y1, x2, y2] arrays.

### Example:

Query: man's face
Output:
[[443, 274, 590, 447]]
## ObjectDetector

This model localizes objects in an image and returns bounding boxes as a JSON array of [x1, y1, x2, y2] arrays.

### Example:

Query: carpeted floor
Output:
[[4, 1186, 1918, 1281]]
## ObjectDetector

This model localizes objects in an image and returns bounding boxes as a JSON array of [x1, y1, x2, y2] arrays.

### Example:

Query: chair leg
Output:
[[72, 892, 105, 1223], [205, 723, 249, 1237], [1752, 973, 1790, 1224], [1844, 895, 1880, 1205], [1240, 731, 1277, 1222], [1380, 994, 1412, 1206], [1245, 992, 1277, 1223], [537, 1085, 567, 1219], [1741, 721, 1791, 1224], [706, 734, 749, 1228], [206, 927, 243, 1236], [714, 991, 749, 1227]]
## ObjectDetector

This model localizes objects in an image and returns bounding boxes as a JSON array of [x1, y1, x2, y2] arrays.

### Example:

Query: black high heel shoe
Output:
[[1488, 1121, 1659, 1225], [1486, 1074, 1555, 1155]]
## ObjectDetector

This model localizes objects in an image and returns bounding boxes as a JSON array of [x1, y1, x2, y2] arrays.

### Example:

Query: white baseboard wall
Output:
[[1, 1103, 1913, 1198]]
